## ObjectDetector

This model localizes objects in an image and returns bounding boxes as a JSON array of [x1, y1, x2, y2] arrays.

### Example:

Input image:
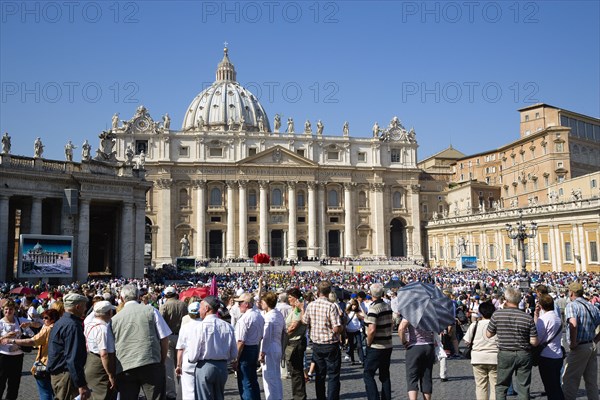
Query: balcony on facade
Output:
[[327, 206, 344, 213]]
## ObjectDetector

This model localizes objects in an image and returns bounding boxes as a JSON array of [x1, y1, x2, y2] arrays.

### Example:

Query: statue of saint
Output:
[[372, 122, 380, 138], [180, 234, 190, 257], [238, 115, 245, 132], [316, 120, 324, 136], [304, 120, 312, 133], [257, 115, 265, 132], [64, 140, 77, 162], [197, 115, 205, 129], [343, 121, 349, 136], [112, 113, 119, 130], [274, 114, 281, 132], [163, 113, 171, 130], [125, 145, 134, 165], [286, 118, 294, 133], [228, 116, 235, 131], [34, 137, 44, 158], [390, 116, 400, 129], [1, 132, 10, 154], [138, 150, 146, 169], [81, 140, 91, 161]]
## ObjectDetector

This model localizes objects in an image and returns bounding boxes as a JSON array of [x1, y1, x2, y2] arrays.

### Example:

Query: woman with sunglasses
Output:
[[1, 308, 60, 400]]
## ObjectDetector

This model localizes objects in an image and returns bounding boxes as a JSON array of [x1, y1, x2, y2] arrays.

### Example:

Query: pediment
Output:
[[238, 146, 318, 167]]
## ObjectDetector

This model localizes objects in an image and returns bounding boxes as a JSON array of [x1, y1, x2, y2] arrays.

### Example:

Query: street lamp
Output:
[[505, 211, 537, 289]]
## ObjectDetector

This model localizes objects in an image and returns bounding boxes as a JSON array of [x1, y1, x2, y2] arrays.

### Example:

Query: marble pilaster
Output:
[[370, 183, 385, 257], [226, 181, 236, 259], [156, 179, 173, 263], [287, 182, 297, 260], [318, 182, 327, 258], [76, 198, 90, 282], [343, 183, 354, 257], [195, 181, 206, 259], [307, 182, 317, 258], [238, 181, 248, 258], [259, 180, 269, 254]]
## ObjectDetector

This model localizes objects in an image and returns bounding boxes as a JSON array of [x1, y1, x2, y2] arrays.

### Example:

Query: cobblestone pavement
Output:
[[15, 336, 595, 399]]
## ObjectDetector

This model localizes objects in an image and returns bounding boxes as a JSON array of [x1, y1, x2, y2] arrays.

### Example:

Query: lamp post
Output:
[[506, 211, 537, 289]]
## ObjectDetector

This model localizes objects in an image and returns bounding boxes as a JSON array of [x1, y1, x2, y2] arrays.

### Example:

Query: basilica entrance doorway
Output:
[[248, 240, 258, 258], [209, 230, 223, 259], [297, 240, 307, 260], [271, 230, 283, 258], [89, 204, 119, 275], [390, 218, 407, 257], [328, 230, 340, 257]]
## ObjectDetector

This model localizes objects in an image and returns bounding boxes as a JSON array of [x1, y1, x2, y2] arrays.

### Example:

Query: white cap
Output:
[[164, 286, 176, 295], [235, 288, 245, 297], [93, 300, 116, 315]]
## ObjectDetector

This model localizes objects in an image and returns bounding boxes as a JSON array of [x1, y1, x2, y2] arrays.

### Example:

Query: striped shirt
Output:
[[364, 299, 393, 349], [302, 297, 342, 344], [565, 298, 600, 344], [487, 307, 537, 351]]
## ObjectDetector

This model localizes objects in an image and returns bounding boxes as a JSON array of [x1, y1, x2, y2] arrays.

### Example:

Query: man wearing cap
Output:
[[302, 281, 343, 400], [561, 281, 600, 400], [110, 284, 172, 400], [160, 286, 189, 400], [175, 302, 203, 400], [84, 300, 117, 400], [234, 292, 264, 400], [47, 292, 92, 400], [230, 288, 245, 327], [363, 283, 393, 400], [187, 296, 238, 400]]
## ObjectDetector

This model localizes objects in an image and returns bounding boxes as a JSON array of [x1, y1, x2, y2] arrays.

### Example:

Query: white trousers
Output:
[[262, 351, 283, 400], [181, 370, 195, 400]]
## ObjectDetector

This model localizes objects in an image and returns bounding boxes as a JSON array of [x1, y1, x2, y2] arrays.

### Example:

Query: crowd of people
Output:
[[0, 267, 598, 400]]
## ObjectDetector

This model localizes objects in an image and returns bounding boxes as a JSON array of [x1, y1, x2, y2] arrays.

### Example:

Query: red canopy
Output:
[[253, 253, 270, 264], [179, 287, 209, 301], [38, 291, 61, 300], [10, 287, 36, 296]]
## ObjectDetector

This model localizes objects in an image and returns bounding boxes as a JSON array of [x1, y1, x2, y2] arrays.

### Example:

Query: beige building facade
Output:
[[112, 49, 424, 266]]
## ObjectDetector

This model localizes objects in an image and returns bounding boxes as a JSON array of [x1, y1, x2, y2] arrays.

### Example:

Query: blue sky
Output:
[[1, 1, 599, 161]]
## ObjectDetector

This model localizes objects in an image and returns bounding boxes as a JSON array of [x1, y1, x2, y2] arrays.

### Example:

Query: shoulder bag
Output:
[[532, 324, 562, 367], [463, 321, 478, 359]]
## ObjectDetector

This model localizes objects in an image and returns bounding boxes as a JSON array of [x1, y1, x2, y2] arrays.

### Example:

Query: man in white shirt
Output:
[[186, 297, 238, 400], [84, 300, 117, 400], [234, 292, 264, 400]]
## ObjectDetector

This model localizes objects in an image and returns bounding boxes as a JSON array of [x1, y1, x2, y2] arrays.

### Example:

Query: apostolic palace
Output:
[[0, 47, 598, 280]]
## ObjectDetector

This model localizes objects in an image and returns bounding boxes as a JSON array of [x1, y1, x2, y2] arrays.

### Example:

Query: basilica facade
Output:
[[112, 48, 423, 266]]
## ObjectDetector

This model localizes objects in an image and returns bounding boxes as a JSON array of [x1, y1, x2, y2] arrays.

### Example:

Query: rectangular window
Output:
[[330, 217, 339, 223], [450, 246, 455, 259], [524, 244, 529, 260], [210, 216, 221, 222], [489, 244, 495, 259], [565, 242, 572, 261], [591, 179, 597, 189], [391, 149, 401, 163], [296, 149, 305, 157], [135, 140, 148, 155], [327, 151, 339, 160], [475, 244, 480, 259], [209, 147, 223, 157], [297, 216, 305, 223], [358, 152, 367, 162], [590, 242, 598, 262], [439, 245, 444, 259], [542, 243, 549, 261], [505, 243, 511, 260], [422, 204, 428, 214], [179, 146, 189, 157], [248, 216, 257, 222], [248, 148, 257, 157], [544, 176, 549, 187]]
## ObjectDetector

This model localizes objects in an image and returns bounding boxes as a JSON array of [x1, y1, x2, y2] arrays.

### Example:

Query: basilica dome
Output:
[[182, 48, 271, 132]]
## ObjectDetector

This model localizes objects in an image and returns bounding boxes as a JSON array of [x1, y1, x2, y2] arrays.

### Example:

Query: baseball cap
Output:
[[235, 288, 245, 297], [203, 296, 221, 311], [188, 301, 201, 314], [164, 286, 176, 295], [93, 300, 116, 314], [63, 293, 88, 308], [234, 293, 253, 303]]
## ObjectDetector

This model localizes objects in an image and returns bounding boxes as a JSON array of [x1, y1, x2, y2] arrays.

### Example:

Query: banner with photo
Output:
[[461, 256, 478, 270], [18, 235, 74, 278]]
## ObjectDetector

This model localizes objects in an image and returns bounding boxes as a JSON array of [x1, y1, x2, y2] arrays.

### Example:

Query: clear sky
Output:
[[1, 1, 599, 161]]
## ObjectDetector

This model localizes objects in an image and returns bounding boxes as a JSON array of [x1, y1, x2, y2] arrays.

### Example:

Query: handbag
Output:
[[33, 359, 50, 380], [16, 317, 33, 353], [463, 321, 478, 359], [532, 324, 562, 367]]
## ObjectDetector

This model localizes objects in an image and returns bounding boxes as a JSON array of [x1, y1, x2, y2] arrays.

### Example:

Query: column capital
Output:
[[258, 180, 270, 189], [370, 182, 385, 192], [307, 181, 317, 190], [409, 184, 421, 193], [317, 181, 328, 189], [193, 179, 207, 189], [155, 178, 173, 189], [287, 181, 297, 190], [343, 182, 356, 191], [238, 180, 249, 189], [226, 180, 237, 189]]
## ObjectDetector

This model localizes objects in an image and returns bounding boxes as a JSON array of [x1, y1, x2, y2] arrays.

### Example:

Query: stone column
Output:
[[307, 182, 317, 258], [283, 230, 288, 259], [0, 195, 10, 281], [226, 181, 236, 259], [120, 202, 134, 278], [409, 184, 423, 259], [76, 198, 91, 282], [318, 182, 327, 258], [134, 201, 146, 277], [238, 181, 248, 258], [156, 179, 173, 264], [370, 183, 386, 257], [221, 230, 226, 259], [30, 196, 43, 234], [287, 182, 297, 260], [259, 180, 269, 254], [343, 183, 354, 257], [195, 181, 206, 259]]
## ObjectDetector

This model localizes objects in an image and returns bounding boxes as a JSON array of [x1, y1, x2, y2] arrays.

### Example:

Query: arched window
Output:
[[272, 188, 283, 206], [248, 189, 257, 208], [393, 191, 403, 208], [358, 191, 367, 208], [179, 188, 189, 208], [297, 190, 305, 207], [328, 189, 339, 207], [210, 187, 222, 206]]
